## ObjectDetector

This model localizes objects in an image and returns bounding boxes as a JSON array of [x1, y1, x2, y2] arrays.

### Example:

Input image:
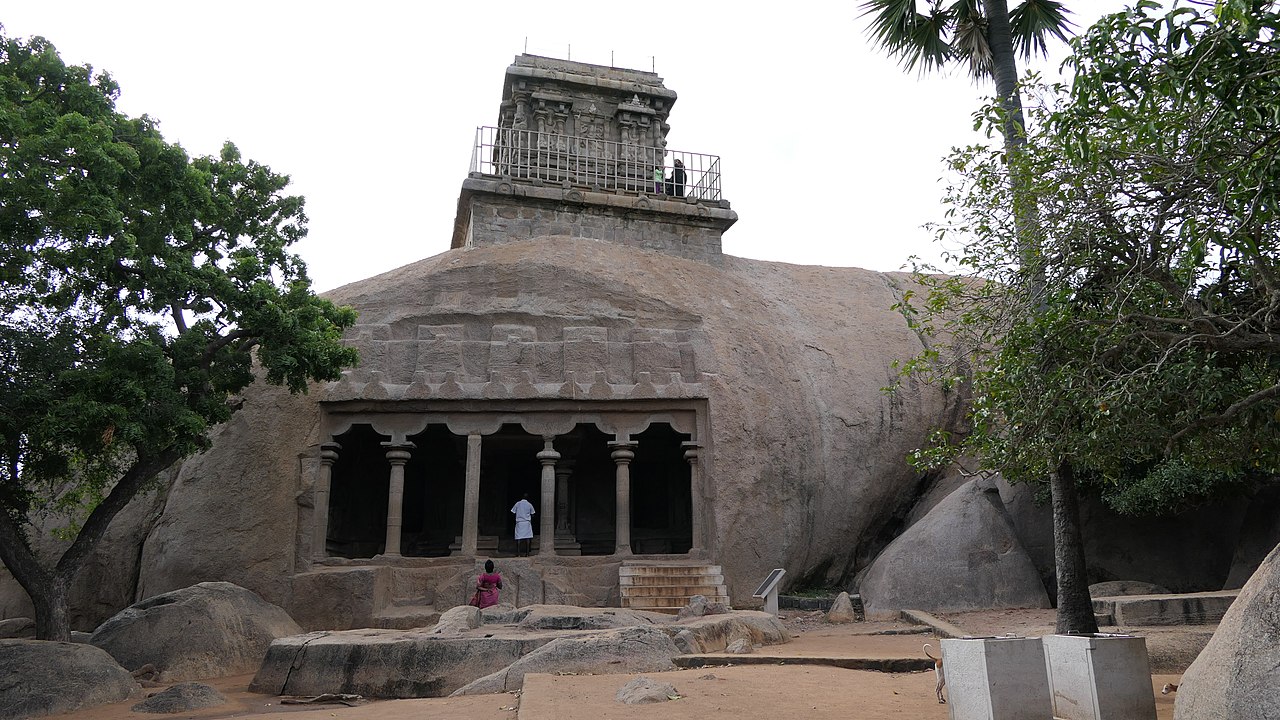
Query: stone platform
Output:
[[1091, 590, 1237, 626]]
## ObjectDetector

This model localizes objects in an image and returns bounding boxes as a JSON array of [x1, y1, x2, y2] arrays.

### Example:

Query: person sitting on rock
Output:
[[471, 559, 503, 609]]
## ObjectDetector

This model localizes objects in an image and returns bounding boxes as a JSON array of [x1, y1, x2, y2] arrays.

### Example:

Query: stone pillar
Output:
[[683, 442, 704, 556], [462, 433, 482, 556], [381, 442, 415, 558], [313, 442, 341, 560], [555, 461, 574, 535], [537, 437, 561, 557], [609, 441, 637, 555]]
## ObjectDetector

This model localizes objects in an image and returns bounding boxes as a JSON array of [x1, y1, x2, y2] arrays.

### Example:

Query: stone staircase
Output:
[[619, 561, 728, 614]]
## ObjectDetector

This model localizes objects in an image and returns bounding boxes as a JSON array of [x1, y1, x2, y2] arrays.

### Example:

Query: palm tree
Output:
[[861, 0, 1099, 635]]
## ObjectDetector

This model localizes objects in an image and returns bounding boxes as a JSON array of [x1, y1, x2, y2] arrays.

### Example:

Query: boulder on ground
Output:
[[1175, 542, 1280, 720], [616, 676, 679, 704], [432, 605, 481, 635], [859, 479, 1050, 616], [90, 581, 301, 681], [0, 639, 137, 720], [677, 594, 729, 620], [670, 611, 788, 653], [131, 682, 227, 714], [1089, 580, 1170, 597], [0, 617, 35, 638], [826, 592, 857, 623], [451, 625, 680, 695]]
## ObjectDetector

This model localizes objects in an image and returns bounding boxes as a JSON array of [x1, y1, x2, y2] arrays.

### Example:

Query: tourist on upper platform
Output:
[[665, 158, 685, 197], [470, 559, 503, 608]]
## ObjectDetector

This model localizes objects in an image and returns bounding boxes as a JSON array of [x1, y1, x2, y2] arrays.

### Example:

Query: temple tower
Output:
[[451, 54, 737, 264]]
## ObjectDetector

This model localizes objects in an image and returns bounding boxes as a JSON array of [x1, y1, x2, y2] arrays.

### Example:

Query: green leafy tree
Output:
[[859, 0, 1100, 632], [0, 30, 359, 641], [897, 0, 1280, 626]]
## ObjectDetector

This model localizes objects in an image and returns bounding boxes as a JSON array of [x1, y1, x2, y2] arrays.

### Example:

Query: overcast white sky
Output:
[[5, 1, 1118, 292]]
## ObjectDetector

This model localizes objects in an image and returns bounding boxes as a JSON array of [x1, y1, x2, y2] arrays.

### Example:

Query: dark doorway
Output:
[[631, 423, 693, 554], [403, 425, 466, 557], [327, 424, 392, 558], [479, 424, 543, 555]]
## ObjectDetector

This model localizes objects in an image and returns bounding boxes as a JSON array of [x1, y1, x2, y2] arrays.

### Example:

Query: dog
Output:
[[924, 643, 946, 703], [1161, 683, 1179, 695]]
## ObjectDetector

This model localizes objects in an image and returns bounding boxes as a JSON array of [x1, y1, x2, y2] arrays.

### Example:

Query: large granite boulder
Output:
[[90, 581, 301, 681], [451, 625, 680, 695], [250, 628, 553, 698], [0, 639, 137, 719], [668, 610, 788, 654], [859, 478, 1050, 616], [126, 238, 952, 606], [1175, 542, 1280, 720], [131, 682, 227, 714]]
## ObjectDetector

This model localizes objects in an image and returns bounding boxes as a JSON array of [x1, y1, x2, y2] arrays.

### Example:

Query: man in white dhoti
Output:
[[511, 494, 536, 556]]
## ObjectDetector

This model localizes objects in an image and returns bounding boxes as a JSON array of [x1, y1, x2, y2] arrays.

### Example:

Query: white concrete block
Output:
[[941, 636, 1051, 720], [1042, 633, 1156, 720]]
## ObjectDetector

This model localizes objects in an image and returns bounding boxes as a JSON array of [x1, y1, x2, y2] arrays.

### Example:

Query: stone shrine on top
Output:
[[451, 54, 737, 264]]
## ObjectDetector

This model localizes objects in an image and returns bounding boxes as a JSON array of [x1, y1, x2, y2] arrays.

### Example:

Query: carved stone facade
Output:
[[452, 54, 736, 262]]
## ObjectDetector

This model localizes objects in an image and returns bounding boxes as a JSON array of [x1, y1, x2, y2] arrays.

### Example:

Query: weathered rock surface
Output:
[[0, 616, 35, 638], [131, 682, 227, 713], [0, 639, 137, 719], [1090, 580, 1170, 597], [616, 676, 679, 704], [432, 605, 481, 635], [859, 479, 1050, 616], [513, 604, 671, 630], [1175, 542, 1280, 720], [669, 611, 788, 653], [90, 582, 301, 681], [826, 591, 857, 623], [250, 628, 554, 698], [677, 594, 729, 620], [725, 638, 753, 654], [451, 626, 680, 695], [121, 238, 952, 608]]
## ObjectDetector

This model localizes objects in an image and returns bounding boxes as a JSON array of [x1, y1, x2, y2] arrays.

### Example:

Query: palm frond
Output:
[[861, 0, 955, 74], [951, 6, 993, 80], [1009, 0, 1074, 58]]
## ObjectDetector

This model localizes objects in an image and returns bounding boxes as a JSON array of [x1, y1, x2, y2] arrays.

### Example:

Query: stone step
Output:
[[619, 584, 727, 598], [618, 564, 722, 577], [372, 604, 441, 630], [619, 573, 725, 586], [622, 595, 730, 608]]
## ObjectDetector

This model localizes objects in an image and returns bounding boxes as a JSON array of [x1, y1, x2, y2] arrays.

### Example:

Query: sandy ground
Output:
[[46, 611, 1189, 720]]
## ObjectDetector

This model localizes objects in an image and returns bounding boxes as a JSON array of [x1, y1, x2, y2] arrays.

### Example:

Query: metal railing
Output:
[[469, 126, 723, 202]]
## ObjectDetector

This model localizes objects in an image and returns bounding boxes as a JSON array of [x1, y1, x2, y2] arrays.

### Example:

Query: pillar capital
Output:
[[537, 437, 561, 466], [609, 441, 637, 464], [381, 441, 415, 464]]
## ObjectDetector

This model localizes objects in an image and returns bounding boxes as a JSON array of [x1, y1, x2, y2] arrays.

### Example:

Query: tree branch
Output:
[[1165, 382, 1280, 453]]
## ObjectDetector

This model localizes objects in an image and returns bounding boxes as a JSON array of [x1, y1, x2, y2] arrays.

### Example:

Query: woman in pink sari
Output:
[[471, 559, 503, 609]]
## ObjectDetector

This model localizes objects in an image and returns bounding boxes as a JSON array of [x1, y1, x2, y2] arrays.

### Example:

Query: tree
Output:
[[0, 30, 360, 641], [896, 0, 1280, 627], [859, 0, 1099, 632]]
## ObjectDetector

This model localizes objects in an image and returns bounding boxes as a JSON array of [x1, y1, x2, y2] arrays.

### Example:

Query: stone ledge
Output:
[[1091, 590, 1237, 626]]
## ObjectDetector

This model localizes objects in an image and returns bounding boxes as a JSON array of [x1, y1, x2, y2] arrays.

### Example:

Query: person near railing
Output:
[[665, 158, 685, 197]]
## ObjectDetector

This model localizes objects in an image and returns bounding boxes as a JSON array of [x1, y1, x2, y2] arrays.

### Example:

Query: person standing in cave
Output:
[[511, 493, 536, 556]]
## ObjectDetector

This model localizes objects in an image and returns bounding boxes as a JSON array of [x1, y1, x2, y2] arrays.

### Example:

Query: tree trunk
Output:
[[30, 576, 72, 642], [0, 447, 182, 641], [1052, 460, 1098, 634]]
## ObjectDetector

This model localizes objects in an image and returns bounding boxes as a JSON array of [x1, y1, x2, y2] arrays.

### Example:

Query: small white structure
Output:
[[752, 568, 786, 616], [1042, 633, 1156, 720], [940, 636, 1051, 720]]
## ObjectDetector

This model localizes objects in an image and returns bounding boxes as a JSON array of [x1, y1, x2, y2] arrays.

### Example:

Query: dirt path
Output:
[[46, 612, 1189, 720]]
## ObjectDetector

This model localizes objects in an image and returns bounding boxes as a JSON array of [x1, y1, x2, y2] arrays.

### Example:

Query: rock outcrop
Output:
[[90, 582, 301, 681], [826, 592, 858, 623], [0, 639, 137, 720], [1175, 542, 1280, 720], [451, 625, 680, 695], [616, 677, 680, 704], [131, 682, 227, 713], [859, 479, 1050, 616]]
